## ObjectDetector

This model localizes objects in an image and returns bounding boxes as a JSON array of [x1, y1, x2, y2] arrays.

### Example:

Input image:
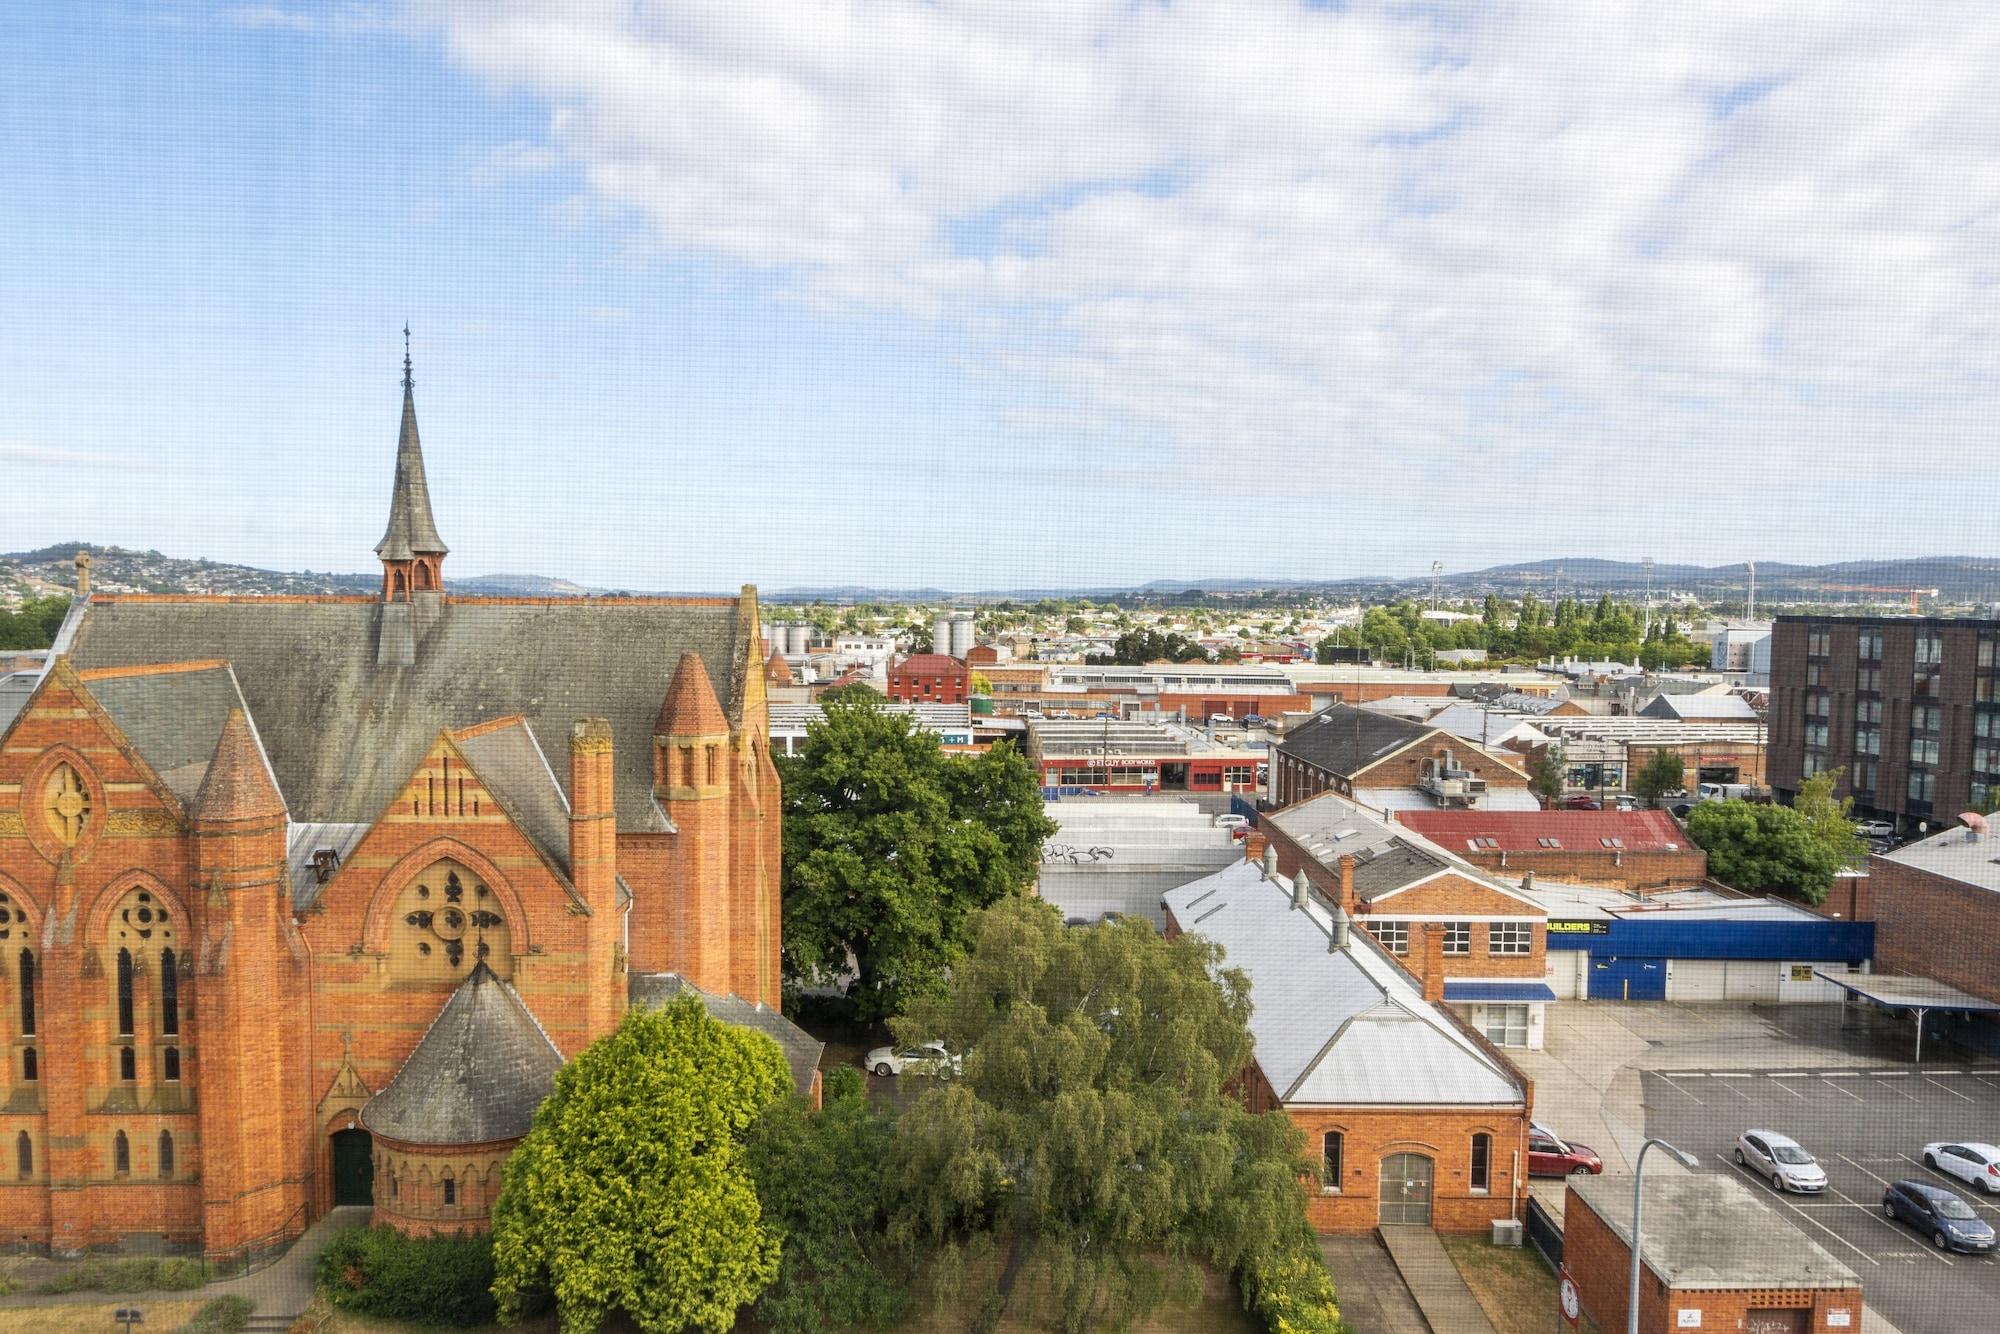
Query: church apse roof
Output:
[[362, 962, 564, 1147], [62, 595, 749, 832]]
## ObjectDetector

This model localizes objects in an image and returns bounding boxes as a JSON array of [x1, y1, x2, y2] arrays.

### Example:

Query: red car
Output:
[[1528, 1124, 1604, 1177], [1559, 795, 1602, 811]]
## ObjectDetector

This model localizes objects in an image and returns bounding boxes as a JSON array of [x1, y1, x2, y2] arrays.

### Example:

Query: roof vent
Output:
[[1292, 868, 1310, 910], [311, 848, 342, 883], [1262, 845, 1279, 881], [1328, 904, 1350, 952]]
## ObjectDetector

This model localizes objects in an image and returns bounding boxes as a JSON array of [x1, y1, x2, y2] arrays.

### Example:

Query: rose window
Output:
[[398, 864, 509, 976]]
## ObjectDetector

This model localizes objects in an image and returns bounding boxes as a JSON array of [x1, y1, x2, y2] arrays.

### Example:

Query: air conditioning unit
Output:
[[1491, 1218, 1524, 1248]]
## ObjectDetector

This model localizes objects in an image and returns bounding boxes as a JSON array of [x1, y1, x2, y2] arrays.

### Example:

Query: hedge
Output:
[[1237, 1229, 1345, 1334], [315, 1225, 498, 1326]]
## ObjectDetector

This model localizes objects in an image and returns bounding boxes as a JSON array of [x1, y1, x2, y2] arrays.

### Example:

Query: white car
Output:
[[863, 1041, 961, 1079], [1215, 814, 1250, 830], [1923, 1141, 2000, 1194], [1735, 1130, 1827, 1193], [1855, 819, 1895, 839]]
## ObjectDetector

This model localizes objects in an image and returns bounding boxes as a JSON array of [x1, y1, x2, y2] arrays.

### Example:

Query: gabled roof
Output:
[[1397, 809, 1692, 855], [629, 973, 824, 1096], [1269, 792, 1544, 908], [1276, 704, 1432, 779], [893, 654, 967, 675], [1161, 860, 1523, 1108], [362, 963, 563, 1146], [62, 594, 748, 831], [453, 717, 570, 875], [1640, 691, 1757, 721], [78, 661, 260, 808]]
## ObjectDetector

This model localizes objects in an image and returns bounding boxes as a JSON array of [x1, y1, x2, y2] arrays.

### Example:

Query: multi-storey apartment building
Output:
[[1769, 615, 2000, 830]]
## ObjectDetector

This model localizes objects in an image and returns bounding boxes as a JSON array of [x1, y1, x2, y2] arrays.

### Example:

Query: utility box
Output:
[[1491, 1218, 1524, 1248]]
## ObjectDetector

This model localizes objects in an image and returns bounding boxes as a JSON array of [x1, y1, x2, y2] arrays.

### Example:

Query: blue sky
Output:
[[3, 3, 1996, 592]]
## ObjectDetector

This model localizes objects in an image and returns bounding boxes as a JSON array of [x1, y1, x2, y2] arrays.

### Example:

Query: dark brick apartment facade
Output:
[[1769, 615, 2000, 831]]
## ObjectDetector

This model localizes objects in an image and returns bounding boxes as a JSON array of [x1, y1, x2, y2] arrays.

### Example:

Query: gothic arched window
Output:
[[113, 1131, 130, 1175], [158, 1131, 174, 1179], [119, 1046, 136, 1082], [163, 1046, 181, 1082], [116, 948, 134, 1037], [15, 1132, 29, 1180], [160, 948, 179, 1036], [18, 949, 34, 1037]]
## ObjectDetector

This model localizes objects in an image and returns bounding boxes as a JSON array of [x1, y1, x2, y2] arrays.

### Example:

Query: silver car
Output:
[[1735, 1130, 1827, 1193]]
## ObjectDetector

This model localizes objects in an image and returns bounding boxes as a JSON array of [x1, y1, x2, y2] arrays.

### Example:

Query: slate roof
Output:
[[1276, 704, 1431, 779], [629, 973, 824, 1097], [59, 594, 748, 831], [362, 963, 564, 1147], [454, 718, 571, 875], [78, 663, 256, 808], [1162, 860, 1523, 1107], [0, 672, 41, 742], [286, 822, 371, 913], [375, 379, 448, 560]]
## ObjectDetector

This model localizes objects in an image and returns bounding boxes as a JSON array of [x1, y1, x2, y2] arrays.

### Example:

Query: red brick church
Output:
[[0, 350, 810, 1259]]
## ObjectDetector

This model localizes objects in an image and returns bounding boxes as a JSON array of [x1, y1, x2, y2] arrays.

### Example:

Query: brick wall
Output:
[[1862, 853, 1999, 1001], [1454, 846, 1708, 894]]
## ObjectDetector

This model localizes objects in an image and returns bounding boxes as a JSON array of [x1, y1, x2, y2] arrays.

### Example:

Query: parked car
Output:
[[1884, 1179, 1998, 1253], [1923, 1141, 2000, 1194], [1668, 802, 1694, 820], [1243, 714, 1264, 726], [1855, 819, 1896, 839], [1560, 795, 1602, 810], [863, 1041, 961, 1078], [1215, 814, 1250, 830], [1527, 1123, 1604, 1177], [1734, 1130, 1827, 1193], [1612, 795, 1639, 811]]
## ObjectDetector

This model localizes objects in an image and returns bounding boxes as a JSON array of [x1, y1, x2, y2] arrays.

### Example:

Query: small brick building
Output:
[[1272, 704, 1535, 811], [887, 653, 969, 704], [0, 359, 816, 1259], [1164, 855, 1532, 1233], [1565, 1172, 1863, 1334]]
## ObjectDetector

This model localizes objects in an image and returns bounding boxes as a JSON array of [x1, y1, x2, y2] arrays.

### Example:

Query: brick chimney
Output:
[[1421, 923, 1445, 1004], [1244, 831, 1269, 864], [1337, 853, 1357, 916]]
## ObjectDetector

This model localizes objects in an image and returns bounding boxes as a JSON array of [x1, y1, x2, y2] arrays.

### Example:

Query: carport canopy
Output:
[[1813, 969, 2000, 1063]]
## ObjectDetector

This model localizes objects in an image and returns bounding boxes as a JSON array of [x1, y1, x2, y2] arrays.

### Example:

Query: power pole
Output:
[[1643, 556, 1654, 639]]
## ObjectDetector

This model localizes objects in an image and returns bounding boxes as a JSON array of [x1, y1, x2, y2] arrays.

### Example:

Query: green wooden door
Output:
[[332, 1129, 373, 1206]]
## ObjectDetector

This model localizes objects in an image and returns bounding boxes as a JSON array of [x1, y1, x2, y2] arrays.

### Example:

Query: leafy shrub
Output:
[[38, 1255, 209, 1293], [315, 1225, 497, 1326], [1237, 1229, 1344, 1334], [175, 1295, 255, 1333]]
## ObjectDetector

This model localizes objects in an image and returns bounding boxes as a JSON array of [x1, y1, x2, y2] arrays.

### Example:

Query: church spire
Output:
[[376, 326, 448, 601]]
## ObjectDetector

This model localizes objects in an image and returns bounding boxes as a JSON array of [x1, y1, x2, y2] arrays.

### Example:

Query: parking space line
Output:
[[1768, 1079, 1807, 1101], [1774, 1189, 1884, 1267], [1821, 1070, 1859, 1078], [1924, 1076, 1977, 1103], [1840, 1154, 1896, 1188], [1653, 1073, 1706, 1106], [1820, 1077, 1868, 1104], [1872, 1078, 1922, 1102]]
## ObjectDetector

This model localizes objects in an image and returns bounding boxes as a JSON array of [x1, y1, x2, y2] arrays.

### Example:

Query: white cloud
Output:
[[416, 0, 2000, 565]]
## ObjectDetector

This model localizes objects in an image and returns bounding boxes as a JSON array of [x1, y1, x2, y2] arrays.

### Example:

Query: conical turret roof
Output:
[[193, 708, 287, 822], [375, 370, 448, 561], [656, 651, 728, 737], [362, 963, 563, 1146]]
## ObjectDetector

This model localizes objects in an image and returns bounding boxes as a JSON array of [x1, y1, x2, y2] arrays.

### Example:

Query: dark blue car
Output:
[[1883, 1179, 1997, 1254]]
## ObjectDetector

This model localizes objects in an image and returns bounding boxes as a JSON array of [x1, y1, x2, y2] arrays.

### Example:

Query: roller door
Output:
[[1665, 959, 1728, 1002]]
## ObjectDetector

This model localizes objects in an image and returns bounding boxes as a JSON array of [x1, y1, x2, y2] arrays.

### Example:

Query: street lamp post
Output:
[[1627, 1137, 1700, 1334]]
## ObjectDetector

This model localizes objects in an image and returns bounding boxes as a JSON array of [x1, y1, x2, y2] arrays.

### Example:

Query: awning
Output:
[[1443, 980, 1558, 1003], [1814, 970, 2000, 1063]]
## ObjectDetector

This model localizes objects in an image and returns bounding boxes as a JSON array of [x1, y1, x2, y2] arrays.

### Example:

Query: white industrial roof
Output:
[[1162, 860, 1524, 1108], [1880, 822, 2000, 893]]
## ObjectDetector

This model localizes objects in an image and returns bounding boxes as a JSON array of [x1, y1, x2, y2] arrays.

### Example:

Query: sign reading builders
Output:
[[1546, 919, 1610, 936]]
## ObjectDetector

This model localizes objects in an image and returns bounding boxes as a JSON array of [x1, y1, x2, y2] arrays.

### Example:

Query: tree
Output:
[[1686, 797, 1848, 904], [490, 997, 793, 1334], [1630, 750, 1685, 807], [742, 1071, 908, 1334], [1528, 748, 1565, 805], [1086, 628, 1211, 665], [0, 594, 71, 651], [1794, 768, 1867, 872], [968, 671, 994, 696], [889, 899, 1333, 1334], [778, 693, 1055, 1022]]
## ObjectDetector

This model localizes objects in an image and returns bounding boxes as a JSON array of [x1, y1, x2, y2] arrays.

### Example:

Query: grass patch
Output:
[[0, 1301, 213, 1333], [1441, 1236, 1600, 1334], [174, 1295, 255, 1333], [34, 1256, 209, 1294]]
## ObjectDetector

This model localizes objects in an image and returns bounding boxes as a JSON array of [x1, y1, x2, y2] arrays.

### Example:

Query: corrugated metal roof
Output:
[[1397, 809, 1692, 854], [1161, 860, 1524, 1108]]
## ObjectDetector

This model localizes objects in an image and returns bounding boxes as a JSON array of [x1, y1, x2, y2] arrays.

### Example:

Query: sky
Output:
[[2, 2, 1996, 593]]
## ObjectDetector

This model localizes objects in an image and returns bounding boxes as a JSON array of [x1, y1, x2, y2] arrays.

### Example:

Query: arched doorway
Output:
[[332, 1129, 374, 1207], [1379, 1152, 1433, 1225]]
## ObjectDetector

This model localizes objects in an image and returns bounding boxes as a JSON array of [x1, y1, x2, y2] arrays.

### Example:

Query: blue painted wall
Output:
[[1545, 916, 1873, 963]]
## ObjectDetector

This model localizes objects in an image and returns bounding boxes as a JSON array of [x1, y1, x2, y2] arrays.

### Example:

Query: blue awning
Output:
[[1443, 981, 1559, 1003]]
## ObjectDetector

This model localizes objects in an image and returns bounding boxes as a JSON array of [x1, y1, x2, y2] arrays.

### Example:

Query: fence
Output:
[[1524, 1195, 1563, 1272]]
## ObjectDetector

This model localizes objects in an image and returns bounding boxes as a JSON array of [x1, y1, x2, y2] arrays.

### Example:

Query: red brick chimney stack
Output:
[[1421, 924, 1445, 1004], [1338, 854, 1357, 916], [1244, 831, 1269, 864]]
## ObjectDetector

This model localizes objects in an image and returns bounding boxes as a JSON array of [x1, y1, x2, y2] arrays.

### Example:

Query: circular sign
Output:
[[1559, 1272, 1581, 1325]]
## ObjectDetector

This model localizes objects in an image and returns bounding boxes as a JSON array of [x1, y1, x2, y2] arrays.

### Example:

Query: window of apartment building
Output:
[[1859, 632, 1883, 661], [1803, 752, 1827, 777], [1806, 691, 1830, 718], [1851, 762, 1877, 794], [1910, 737, 1940, 766], [1916, 633, 1944, 666], [1977, 781, 1995, 810], [1322, 1132, 1343, 1193], [1909, 770, 1937, 804], [1807, 627, 1831, 657], [1974, 743, 2000, 775], [1484, 1005, 1530, 1046], [1806, 662, 1823, 687], [1373, 920, 1409, 954], [1855, 726, 1880, 756], [1805, 722, 1829, 749], [1442, 922, 1471, 955], [1979, 710, 2000, 740], [1856, 698, 1882, 724], [1470, 1133, 1491, 1192], [1857, 666, 1881, 693], [1490, 922, 1531, 955], [1912, 704, 1942, 733]]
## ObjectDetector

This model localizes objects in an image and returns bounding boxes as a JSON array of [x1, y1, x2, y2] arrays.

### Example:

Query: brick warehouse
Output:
[[0, 355, 815, 1259]]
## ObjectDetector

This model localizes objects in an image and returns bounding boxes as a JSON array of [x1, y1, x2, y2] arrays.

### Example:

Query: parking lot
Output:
[[1643, 1064, 2000, 1334]]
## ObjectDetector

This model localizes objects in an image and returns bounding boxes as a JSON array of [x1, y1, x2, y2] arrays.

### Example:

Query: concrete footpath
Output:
[[1377, 1225, 1496, 1334], [1317, 1233, 1429, 1334]]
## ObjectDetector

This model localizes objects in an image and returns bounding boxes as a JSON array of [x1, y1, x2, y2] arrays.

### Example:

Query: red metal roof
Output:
[[893, 654, 967, 674], [1395, 808, 1690, 852]]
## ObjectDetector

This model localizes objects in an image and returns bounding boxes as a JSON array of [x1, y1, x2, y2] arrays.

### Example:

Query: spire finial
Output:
[[402, 322, 413, 391]]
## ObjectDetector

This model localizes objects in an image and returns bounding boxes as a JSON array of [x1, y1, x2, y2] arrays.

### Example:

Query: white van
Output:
[[1697, 782, 1754, 802]]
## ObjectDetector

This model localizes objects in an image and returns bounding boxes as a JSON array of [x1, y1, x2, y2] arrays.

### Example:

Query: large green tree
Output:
[[742, 1069, 909, 1334], [779, 693, 1055, 1021], [1630, 749, 1686, 807], [1528, 748, 1566, 804], [0, 595, 71, 651], [490, 997, 793, 1334], [1686, 779, 1860, 905], [888, 899, 1338, 1334]]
